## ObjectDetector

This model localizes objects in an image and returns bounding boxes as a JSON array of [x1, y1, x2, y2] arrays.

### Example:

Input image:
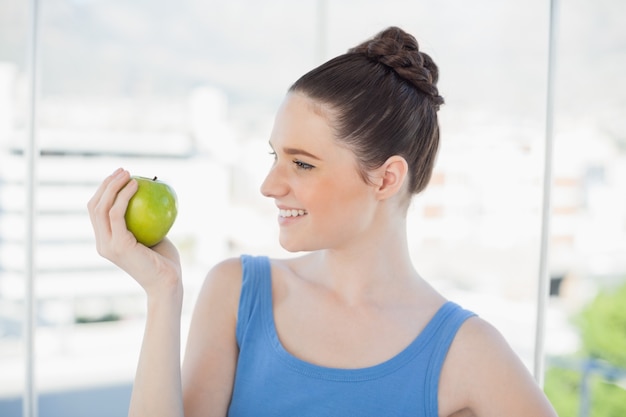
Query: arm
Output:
[[181, 259, 242, 417], [87, 169, 184, 417], [440, 317, 558, 417], [88, 169, 241, 417], [129, 280, 184, 417]]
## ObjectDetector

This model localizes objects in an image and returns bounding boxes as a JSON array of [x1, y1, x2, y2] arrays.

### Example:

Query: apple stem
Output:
[[153, 176, 157, 181]]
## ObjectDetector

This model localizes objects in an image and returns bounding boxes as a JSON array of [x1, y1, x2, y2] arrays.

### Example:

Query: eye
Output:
[[293, 159, 314, 170], [268, 151, 277, 160]]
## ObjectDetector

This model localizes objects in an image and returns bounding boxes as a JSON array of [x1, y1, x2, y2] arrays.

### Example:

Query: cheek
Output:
[[307, 175, 373, 215]]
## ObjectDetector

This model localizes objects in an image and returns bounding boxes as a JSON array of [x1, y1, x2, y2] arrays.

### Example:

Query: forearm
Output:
[[128, 285, 185, 417]]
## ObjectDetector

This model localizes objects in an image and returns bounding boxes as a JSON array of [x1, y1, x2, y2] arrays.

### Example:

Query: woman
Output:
[[88, 27, 557, 417]]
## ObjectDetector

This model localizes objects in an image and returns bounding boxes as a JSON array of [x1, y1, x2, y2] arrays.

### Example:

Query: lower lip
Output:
[[277, 214, 307, 225]]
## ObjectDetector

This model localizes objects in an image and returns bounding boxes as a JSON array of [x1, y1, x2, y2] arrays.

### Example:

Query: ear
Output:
[[372, 155, 409, 200]]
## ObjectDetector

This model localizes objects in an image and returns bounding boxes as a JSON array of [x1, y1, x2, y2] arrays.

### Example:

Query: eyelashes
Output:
[[268, 151, 315, 170], [293, 159, 314, 170]]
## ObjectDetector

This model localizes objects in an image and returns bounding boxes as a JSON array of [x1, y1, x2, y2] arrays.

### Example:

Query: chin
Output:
[[279, 241, 306, 253], [278, 236, 316, 253]]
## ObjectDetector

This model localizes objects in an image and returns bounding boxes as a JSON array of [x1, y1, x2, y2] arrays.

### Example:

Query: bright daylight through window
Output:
[[0, 1, 625, 417]]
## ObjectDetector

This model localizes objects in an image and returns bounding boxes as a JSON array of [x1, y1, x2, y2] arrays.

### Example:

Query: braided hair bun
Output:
[[349, 27, 444, 110]]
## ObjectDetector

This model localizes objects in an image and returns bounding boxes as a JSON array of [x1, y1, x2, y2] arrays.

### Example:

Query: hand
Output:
[[87, 168, 182, 297]]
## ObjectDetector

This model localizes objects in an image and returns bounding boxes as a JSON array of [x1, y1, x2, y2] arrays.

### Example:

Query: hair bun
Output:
[[349, 26, 444, 109]]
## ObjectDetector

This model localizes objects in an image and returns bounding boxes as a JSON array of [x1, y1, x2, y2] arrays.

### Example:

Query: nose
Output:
[[260, 164, 288, 198]]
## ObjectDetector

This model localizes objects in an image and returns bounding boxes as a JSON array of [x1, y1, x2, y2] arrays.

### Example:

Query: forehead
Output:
[[270, 93, 336, 147]]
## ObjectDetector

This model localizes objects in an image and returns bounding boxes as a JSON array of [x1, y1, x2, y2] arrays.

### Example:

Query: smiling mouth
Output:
[[279, 209, 308, 218]]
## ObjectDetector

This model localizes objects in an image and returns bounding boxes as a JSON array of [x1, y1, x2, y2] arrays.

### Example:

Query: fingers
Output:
[[87, 168, 135, 255], [87, 167, 123, 222], [109, 177, 138, 240]]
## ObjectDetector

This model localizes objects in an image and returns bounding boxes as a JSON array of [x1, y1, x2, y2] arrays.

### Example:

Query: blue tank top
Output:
[[228, 255, 476, 417]]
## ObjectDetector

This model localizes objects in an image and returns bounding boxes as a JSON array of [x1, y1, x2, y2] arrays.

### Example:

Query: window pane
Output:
[[2, 0, 623, 416], [545, 0, 626, 416], [0, 0, 29, 414]]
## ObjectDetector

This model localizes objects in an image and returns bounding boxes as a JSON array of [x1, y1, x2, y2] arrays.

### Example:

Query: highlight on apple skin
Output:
[[124, 175, 178, 247]]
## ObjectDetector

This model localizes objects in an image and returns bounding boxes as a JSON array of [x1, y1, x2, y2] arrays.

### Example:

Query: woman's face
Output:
[[260, 93, 380, 253]]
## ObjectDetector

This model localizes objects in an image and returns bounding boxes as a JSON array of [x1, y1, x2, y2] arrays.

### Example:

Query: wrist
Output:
[[145, 276, 184, 311]]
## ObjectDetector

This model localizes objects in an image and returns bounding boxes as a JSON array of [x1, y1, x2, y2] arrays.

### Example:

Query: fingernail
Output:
[[112, 167, 123, 176]]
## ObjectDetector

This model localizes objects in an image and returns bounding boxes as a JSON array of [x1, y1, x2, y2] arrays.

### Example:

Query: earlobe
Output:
[[375, 156, 409, 200]]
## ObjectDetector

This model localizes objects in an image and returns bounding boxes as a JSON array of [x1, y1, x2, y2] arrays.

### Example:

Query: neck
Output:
[[306, 215, 419, 305]]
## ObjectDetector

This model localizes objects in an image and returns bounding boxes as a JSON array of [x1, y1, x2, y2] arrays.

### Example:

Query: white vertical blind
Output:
[[534, 0, 559, 388], [24, 0, 40, 415]]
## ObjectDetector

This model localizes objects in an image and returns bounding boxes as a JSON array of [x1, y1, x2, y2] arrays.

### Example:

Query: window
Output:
[[1, 1, 624, 416]]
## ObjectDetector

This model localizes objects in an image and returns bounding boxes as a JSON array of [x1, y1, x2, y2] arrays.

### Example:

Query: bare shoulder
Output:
[[199, 257, 244, 302], [188, 257, 244, 332], [440, 316, 558, 417], [206, 256, 244, 280], [187, 257, 244, 334], [452, 315, 514, 358]]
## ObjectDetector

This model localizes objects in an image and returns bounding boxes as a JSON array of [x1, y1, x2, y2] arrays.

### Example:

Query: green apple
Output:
[[124, 175, 178, 247]]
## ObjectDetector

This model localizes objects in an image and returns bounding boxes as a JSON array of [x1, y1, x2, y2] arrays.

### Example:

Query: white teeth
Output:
[[279, 209, 307, 218]]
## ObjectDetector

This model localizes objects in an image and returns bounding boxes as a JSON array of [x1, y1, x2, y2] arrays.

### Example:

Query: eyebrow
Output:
[[269, 142, 321, 161]]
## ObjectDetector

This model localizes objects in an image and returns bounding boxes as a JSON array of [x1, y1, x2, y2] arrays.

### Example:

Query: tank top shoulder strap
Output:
[[236, 254, 272, 345], [423, 301, 476, 416]]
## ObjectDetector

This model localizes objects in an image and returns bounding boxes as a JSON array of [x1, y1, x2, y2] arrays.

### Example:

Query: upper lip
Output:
[[277, 204, 305, 211]]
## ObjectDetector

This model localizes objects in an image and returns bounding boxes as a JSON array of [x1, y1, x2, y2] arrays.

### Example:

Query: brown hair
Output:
[[289, 26, 444, 195]]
